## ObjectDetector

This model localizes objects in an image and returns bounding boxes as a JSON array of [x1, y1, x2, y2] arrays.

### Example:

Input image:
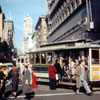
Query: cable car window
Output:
[[47, 53, 52, 64], [21, 58, 24, 63], [18, 59, 20, 63], [30, 54, 34, 64], [41, 53, 46, 64], [36, 53, 40, 64], [92, 50, 99, 64]]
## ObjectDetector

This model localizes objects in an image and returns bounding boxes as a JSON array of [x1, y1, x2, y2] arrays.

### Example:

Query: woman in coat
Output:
[[9, 66, 19, 98], [22, 65, 31, 100]]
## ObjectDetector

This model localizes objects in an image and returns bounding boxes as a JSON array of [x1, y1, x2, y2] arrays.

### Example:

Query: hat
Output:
[[12, 66, 17, 70]]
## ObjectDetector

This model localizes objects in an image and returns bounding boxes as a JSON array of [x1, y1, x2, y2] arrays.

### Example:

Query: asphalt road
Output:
[[1, 80, 100, 100]]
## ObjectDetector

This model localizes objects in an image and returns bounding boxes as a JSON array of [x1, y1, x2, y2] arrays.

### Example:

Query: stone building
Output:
[[35, 15, 47, 48], [3, 20, 15, 49], [23, 16, 33, 54], [46, 0, 100, 43], [31, 30, 38, 51], [0, 6, 5, 40]]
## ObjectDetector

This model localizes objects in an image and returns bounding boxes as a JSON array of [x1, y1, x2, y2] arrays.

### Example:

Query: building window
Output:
[[71, 1, 75, 10], [63, 1, 66, 8], [76, 0, 82, 6], [67, 8, 70, 16], [70, 4, 73, 13]]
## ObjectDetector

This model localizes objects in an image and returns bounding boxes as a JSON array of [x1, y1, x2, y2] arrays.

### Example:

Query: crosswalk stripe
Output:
[[2, 91, 100, 99]]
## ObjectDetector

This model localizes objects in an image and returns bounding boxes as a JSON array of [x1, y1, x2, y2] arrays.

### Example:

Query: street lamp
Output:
[[86, 0, 95, 30]]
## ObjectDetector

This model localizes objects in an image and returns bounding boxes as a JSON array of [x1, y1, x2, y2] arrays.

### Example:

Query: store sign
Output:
[[92, 66, 100, 80]]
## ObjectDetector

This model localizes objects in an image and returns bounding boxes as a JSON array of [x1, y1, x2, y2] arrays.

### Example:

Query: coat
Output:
[[22, 69, 31, 94], [75, 66, 82, 88], [9, 69, 19, 92], [75, 65, 88, 88], [48, 65, 57, 79], [31, 71, 38, 88]]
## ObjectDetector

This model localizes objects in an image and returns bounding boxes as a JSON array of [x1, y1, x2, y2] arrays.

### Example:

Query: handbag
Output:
[[56, 74, 58, 80], [56, 74, 61, 80]]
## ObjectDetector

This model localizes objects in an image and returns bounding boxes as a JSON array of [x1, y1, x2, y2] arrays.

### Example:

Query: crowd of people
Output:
[[0, 63, 38, 100], [0, 55, 93, 100], [48, 56, 93, 95]]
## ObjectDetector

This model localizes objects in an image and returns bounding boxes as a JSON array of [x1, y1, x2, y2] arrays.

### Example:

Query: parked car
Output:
[[0, 63, 9, 77], [4, 63, 13, 71]]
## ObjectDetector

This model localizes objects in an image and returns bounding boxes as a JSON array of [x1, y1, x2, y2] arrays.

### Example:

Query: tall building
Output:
[[31, 30, 38, 51], [46, 0, 100, 43], [0, 6, 5, 41], [0, 6, 16, 61], [23, 16, 33, 54], [3, 19, 15, 49], [35, 15, 47, 48]]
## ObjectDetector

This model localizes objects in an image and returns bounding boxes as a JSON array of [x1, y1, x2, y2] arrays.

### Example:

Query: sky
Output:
[[0, 0, 46, 48]]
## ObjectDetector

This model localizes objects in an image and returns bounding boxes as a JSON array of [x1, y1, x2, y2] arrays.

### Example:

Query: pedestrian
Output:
[[81, 56, 90, 82], [48, 62, 57, 90], [8, 66, 20, 98], [22, 65, 31, 100], [70, 58, 76, 78], [31, 68, 39, 89], [75, 60, 93, 95], [28, 64, 32, 85], [54, 59, 62, 85], [19, 63, 24, 79], [0, 67, 6, 98]]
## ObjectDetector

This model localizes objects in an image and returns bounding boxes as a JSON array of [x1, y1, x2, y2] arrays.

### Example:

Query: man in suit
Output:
[[75, 60, 92, 95]]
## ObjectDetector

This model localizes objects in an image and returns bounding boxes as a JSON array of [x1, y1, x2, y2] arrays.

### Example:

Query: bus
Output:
[[27, 40, 100, 85]]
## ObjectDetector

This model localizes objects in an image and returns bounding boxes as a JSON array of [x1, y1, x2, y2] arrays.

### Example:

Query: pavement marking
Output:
[[18, 84, 22, 86], [2, 91, 100, 99], [35, 92, 77, 97], [5, 80, 10, 86], [3, 92, 81, 99]]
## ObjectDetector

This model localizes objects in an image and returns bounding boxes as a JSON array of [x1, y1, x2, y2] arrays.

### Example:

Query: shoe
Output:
[[76, 93, 80, 95], [56, 83, 59, 85], [15, 95, 17, 98], [87, 92, 93, 96]]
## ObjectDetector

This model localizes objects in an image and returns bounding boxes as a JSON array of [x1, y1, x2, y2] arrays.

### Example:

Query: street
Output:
[[1, 79, 100, 100]]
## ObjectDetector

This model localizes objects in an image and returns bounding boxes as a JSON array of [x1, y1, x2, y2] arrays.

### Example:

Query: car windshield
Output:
[[0, 65, 7, 70]]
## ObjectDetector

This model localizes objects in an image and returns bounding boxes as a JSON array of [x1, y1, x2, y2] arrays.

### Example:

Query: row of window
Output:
[[16, 49, 100, 65], [17, 58, 26, 64], [29, 52, 54, 65], [48, 0, 83, 34]]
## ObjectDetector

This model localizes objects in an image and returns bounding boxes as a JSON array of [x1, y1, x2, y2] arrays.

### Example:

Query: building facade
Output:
[[23, 16, 33, 54], [46, 0, 100, 43], [3, 20, 15, 49], [0, 6, 5, 41], [35, 16, 47, 48], [31, 30, 38, 51], [0, 6, 16, 62]]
